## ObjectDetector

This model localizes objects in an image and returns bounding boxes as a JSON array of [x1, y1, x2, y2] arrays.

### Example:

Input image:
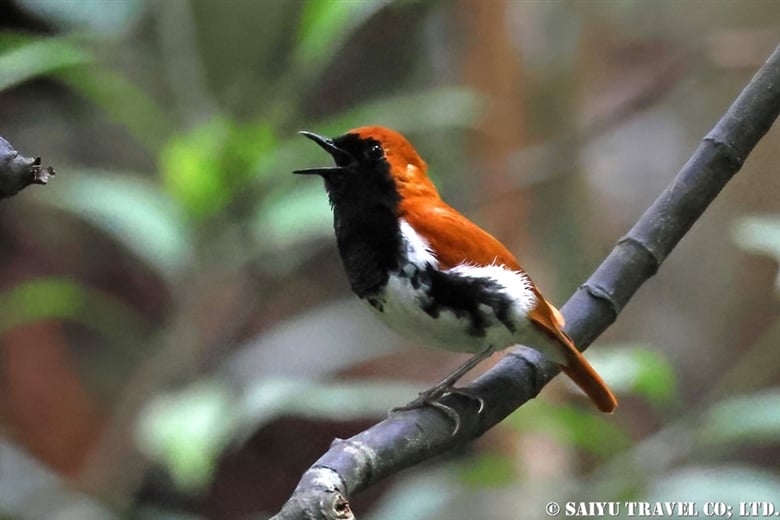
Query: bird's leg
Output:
[[391, 345, 495, 434]]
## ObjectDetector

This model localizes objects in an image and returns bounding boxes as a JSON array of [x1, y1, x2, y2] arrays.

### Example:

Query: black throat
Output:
[[324, 149, 403, 299]]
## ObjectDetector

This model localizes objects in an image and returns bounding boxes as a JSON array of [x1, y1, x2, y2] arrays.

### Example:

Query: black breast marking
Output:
[[335, 212, 400, 298], [326, 137, 404, 299], [419, 267, 516, 337]]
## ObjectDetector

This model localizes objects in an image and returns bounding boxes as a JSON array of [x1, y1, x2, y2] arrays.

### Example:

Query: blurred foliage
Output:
[[44, 170, 194, 281], [457, 452, 516, 488], [1, 0, 779, 519], [649, 466, 780, 508], [160, 119, 277, 220], [0, 34, 92, 91], [294, 0, 395, 76], [0, 277, 147, 340], [137, 381, 237, 492], [701, 390, 780, 445], [509, 401, 633, 457], [14, 0, 146, 36], [503, 346, 655, 458], [135, 377, 422, 492], [586, 344, 678, 406], [733, 215, 780, 294]]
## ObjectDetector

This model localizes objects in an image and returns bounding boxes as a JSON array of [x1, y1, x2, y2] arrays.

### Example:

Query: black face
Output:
[[295, 131, 384, 179], [293, 131, 398, 208], [293, 130, 403, 298], [332, 134, 385, 167]]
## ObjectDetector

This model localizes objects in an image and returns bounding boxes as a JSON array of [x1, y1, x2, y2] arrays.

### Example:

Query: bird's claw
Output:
[[390, 383, 486, 436]]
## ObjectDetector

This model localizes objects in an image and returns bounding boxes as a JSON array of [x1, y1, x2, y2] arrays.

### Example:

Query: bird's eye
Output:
[[366, 143, 384, 161]]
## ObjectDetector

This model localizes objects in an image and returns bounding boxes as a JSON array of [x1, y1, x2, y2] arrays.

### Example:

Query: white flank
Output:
[[448, 263, 537, 315], [399, 219, 438, 269], [368, 220, 542, 354]]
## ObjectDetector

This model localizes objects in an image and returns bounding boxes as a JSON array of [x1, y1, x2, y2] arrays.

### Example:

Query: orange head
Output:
[[293, 126, 439, 204]]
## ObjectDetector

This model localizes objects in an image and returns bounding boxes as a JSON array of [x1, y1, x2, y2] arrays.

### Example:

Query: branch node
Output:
[[702, 134, 744, 170], [616, 234, 662, 275], [579, 282, 620, 322], [505, 346, 549, 396]]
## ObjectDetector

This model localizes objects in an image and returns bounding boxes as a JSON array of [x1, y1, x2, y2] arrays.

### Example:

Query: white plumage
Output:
[[366, 220, 540, 354]]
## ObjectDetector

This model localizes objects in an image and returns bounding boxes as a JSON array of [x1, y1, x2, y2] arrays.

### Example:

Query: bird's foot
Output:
[[390, 346, 495, 435], [390, 382, 485, 436]]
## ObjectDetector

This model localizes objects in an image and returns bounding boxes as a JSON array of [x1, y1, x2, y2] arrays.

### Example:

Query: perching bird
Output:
[[294, 126, 617, 430]]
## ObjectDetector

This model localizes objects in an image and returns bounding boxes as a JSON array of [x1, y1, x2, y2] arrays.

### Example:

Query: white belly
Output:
[[366, 264, 539, 354]]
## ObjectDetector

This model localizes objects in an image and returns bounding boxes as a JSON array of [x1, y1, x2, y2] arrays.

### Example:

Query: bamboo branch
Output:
[[270, 44, 780, 520], [0, 135, 55, 199]]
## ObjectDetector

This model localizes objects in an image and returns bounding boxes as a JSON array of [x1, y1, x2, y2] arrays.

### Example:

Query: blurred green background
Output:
[[1, 1, 779, 519]]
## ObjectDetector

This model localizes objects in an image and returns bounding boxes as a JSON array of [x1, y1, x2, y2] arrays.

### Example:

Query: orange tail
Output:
[[560, 346, 618, 413], [530, 297, 618, 412]]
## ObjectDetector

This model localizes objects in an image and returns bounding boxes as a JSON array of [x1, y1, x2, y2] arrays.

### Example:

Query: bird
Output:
[[294, 126, 617, 431]]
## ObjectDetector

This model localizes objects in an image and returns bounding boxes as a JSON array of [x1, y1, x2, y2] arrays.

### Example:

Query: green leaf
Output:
[[0, 33, 171, 149], [294, 0, 393, 73], [160, 120, 231, 218], [586, 344, 677, 405], [59, 67, 173, 152], [160, 118, 278, 218], [40, 170, 193, 282], [137, 377, 421, 491], [457, 453, 516, 488], [0, 277, 147, 340], [732, 215, 780, 295], [15, 0, 146, 36], [700, 389, 780, 445], [136, 381, 237, 492], [0, 37, 92, 92], [506, 401, 630, 456]]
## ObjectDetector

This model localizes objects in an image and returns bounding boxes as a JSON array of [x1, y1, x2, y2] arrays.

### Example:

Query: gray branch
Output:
[[0, 136, 55, 199], [270, 44, 780, 520]]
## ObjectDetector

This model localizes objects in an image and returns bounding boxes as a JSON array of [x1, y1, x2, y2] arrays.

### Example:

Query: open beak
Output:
[[293, 131, 352, 175]]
